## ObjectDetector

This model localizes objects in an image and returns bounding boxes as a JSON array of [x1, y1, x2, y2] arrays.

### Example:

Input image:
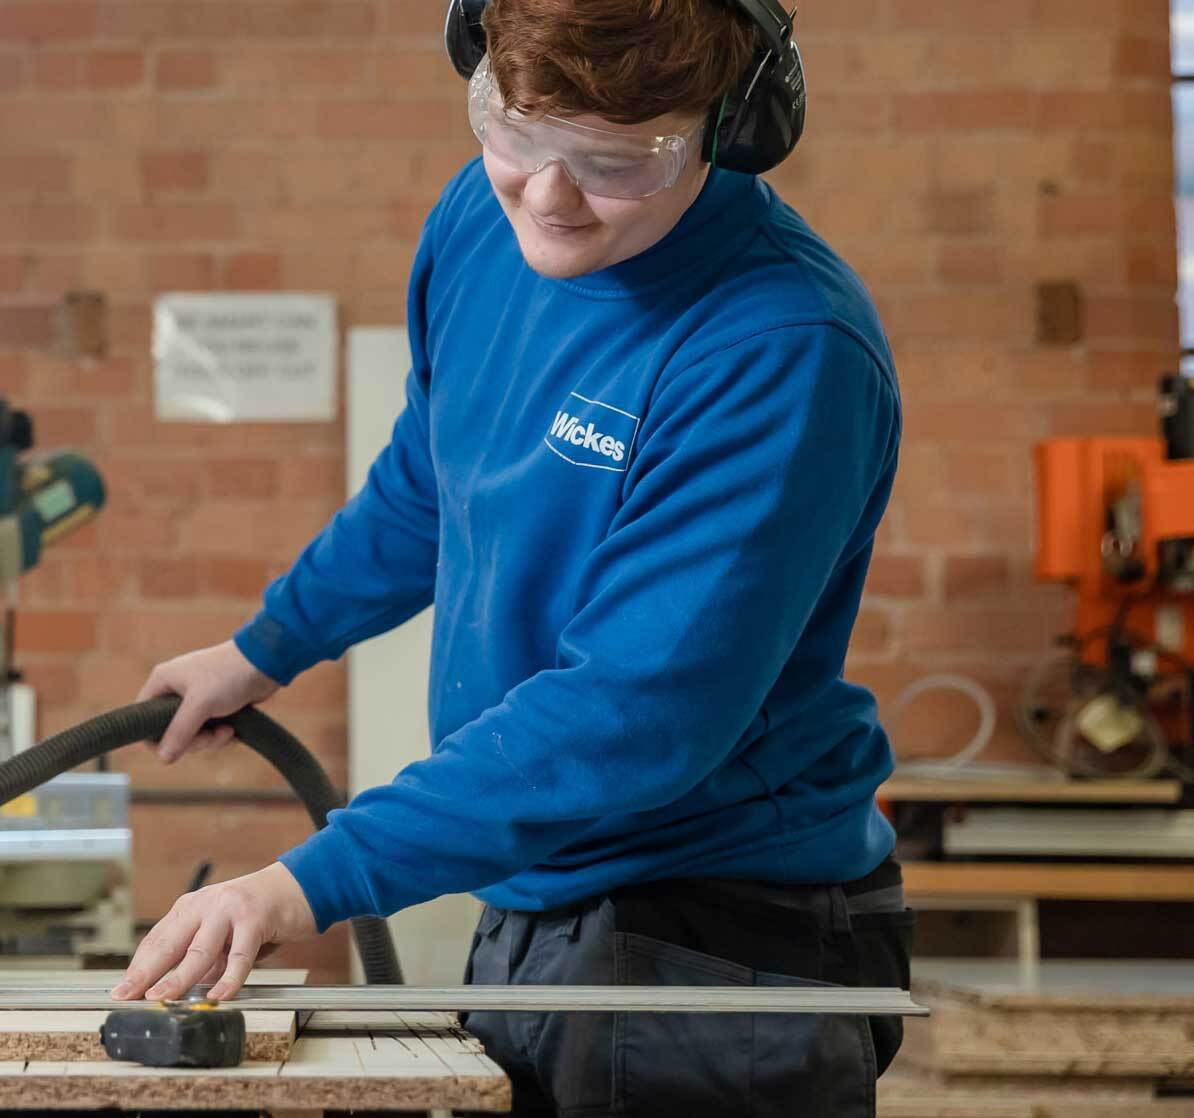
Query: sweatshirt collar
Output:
[[550, 166, 768, 299]]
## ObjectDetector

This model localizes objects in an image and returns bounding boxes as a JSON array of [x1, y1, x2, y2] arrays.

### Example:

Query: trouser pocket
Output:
[[459, 904, 509, 1036], [613, 930, 874, 1118], [848, 907, 917, 1076]]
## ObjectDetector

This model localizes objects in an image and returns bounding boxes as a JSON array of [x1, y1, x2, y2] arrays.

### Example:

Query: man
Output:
[[114, 1, 912, 1113]]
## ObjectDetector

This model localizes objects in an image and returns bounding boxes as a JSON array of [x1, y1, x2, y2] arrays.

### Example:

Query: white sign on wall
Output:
[[153, 293, 337, 422]]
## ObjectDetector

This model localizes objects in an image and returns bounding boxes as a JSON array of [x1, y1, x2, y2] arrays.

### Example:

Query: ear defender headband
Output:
[[444, 0, 806, 176]]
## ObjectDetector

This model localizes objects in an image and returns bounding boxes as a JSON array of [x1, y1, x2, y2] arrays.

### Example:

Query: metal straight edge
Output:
[[0, 984, 929, 1016]]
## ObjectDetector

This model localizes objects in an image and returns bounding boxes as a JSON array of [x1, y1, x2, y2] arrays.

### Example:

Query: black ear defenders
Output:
[[443, 0, 806, 175]]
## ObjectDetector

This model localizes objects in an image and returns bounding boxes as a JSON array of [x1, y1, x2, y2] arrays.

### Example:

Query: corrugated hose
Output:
[[0, 696, 402, 985]]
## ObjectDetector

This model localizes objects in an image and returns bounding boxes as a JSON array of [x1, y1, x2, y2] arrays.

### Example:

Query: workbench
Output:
[[0, 971, 511, 1113]]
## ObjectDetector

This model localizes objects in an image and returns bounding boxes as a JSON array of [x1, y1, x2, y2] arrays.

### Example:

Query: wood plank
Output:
[[0, 1028, 511, 1111], [897, 961, 1194, 1081], [881, 777, 1182, 804], [902, 861, 1194, 901], [0, 968, 305, 1063], [878, 1068, 1194, 1118]]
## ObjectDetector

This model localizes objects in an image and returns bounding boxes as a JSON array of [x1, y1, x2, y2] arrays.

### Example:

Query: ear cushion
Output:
[[445, 0, 490, 79], [703, 37, 806, 174]]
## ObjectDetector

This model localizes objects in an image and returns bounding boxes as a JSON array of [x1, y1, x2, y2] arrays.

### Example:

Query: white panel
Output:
[[346, 328, 479, 987]]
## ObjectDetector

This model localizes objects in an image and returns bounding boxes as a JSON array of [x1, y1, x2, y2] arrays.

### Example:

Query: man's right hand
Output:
[[137, 640, 281, 764]]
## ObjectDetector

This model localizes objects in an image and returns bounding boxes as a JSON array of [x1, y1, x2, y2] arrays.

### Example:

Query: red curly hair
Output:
[[482, 0, 757, 125]]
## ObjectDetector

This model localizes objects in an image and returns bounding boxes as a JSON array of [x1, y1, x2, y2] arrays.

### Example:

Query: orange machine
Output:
[[1025, 375, 1194, 780]]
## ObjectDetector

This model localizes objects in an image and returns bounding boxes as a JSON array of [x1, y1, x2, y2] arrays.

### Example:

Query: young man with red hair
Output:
[[115, 1, 911, 1112]]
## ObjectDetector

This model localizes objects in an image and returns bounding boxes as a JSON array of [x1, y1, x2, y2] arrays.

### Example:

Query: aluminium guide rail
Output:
[[0, 984, 928, 1016]]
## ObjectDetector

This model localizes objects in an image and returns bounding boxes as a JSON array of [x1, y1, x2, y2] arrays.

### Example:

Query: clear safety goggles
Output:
[[467, 55, 701, 200]]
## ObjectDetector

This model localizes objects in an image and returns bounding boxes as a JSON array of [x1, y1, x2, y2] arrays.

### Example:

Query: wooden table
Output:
[[0, 971, 511, 1113]]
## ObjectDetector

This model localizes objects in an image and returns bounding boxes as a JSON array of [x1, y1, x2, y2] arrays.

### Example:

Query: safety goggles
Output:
[[467, 55, 701, 200]]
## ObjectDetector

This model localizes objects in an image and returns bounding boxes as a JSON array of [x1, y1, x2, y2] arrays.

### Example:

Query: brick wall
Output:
[[0, 0, 1179, 979]]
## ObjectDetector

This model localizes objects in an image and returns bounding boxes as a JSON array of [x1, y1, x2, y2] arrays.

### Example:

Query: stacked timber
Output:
[[878, 960, 1194, 1117]]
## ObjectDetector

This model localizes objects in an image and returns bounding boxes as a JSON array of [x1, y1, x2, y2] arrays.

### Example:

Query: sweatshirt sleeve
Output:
[[278, 323, 901, 930], [233, 222, 441, 685]]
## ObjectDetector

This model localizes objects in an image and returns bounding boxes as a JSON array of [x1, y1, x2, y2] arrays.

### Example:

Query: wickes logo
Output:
[[549, 412, 626, 463], [544, 392, 640, 473]]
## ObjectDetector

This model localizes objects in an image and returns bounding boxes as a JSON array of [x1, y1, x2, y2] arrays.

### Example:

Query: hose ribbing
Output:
[[0, 697, 402, 984]]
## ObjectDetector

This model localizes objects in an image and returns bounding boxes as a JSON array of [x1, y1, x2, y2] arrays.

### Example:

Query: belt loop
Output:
[[828, 883, 852, 934]]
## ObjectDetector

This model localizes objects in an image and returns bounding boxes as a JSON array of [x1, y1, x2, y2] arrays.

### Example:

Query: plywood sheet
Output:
[[0, 1016, 511, 1111], [0, 968, 305, 1063], [878, 1068, 1194, 1118], [900, 961, 1194, 1079]]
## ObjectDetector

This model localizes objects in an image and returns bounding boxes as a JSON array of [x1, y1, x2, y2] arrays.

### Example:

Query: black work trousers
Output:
[[458, 858, 915, 1118]]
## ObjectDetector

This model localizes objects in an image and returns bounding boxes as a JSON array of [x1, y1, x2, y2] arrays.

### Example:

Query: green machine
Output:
[[0, 398, 128, 966]]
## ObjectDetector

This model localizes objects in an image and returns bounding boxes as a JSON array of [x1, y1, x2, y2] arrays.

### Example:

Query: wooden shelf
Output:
[[903, 861, 1194, 901], [881, 776, 1183, 804]]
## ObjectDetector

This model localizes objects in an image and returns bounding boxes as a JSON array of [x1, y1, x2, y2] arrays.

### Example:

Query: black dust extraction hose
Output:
[[0, 696, 403, 985]]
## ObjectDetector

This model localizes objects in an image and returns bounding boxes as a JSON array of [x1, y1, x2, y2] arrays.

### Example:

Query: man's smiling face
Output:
[[482, 108, 710, 280]]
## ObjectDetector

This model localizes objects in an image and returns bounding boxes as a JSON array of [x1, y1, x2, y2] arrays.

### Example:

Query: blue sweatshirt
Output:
[[235, 159, 902, 932]]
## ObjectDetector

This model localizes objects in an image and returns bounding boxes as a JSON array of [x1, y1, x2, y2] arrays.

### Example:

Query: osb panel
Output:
[[901, 982, 1194, 1078]]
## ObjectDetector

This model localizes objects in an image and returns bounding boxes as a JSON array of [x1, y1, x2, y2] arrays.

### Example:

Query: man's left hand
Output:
[[110, 862, 318, 1002]]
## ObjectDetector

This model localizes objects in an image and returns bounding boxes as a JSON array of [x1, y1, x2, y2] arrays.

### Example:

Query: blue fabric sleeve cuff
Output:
[[278, 825, 383, 933], [234, 612, 327, 687]]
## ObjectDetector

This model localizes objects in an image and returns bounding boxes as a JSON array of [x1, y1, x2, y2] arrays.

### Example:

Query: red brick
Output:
[[1114, 34, 1170, 78], [938, 243, 1004, 286], [104, 457, 203, 503], [111, 204, 238, 243], [66, 555, 135, 599], [220, 252, 282, 290], [20, 660, 82, 708], [849, 608, 892, 657], [147, 253, 216, 291], [902, 600, 1070, 657], [76, 652, 151, 705], [140, 557, 200, 599], [0, 256, 25, 294], [23, 253, 85, 295], [207, 459, 280, 500], [1084, 296, 1179, 343], [155, 49, 218, 91], [0, 4, 97, 41], [141, 151, 209, 194], [201, 556, 272, 599], [95, 509, 178, 554], [383, 0, 460, 36], [0, 351, 30, 395], [944, 555, 1013, 600], [0, 306, 54, 348], [279, 456, 343, 497], [892, 91, 1035, 132], [0, 51, 25, 90], [1086, 348, 1175, 391], [33, 48, 143, 89], [865, 555, 927, 599], [104, 607, 250, 659], [15, 610, 98, 654], [0, 204, 95, 243], [316, 99, 463, 142], [29, 406, 96, 446], [888, 0, 1035, 32], [0, 153, 72, 194]]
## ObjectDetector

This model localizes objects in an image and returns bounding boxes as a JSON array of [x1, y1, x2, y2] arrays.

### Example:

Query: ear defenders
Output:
[[443, 0, 806, 176]]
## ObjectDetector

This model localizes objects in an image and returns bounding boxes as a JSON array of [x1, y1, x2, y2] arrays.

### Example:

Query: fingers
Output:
[[208, 923, 265, 1001], [145, 914, 235, 1001], [199, 954, 229, 987], [190, 723, 237, 754], [156, 696, 212, 765], [112, 904, 203, 1000], [111, 875, 285, 1005], [136, 664, 172, 705]]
